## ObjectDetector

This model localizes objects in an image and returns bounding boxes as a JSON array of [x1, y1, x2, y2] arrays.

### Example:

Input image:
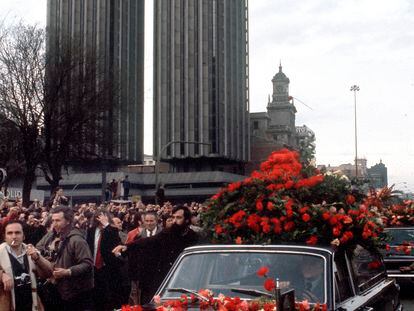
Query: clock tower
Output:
[[266, 63, 297, 147]]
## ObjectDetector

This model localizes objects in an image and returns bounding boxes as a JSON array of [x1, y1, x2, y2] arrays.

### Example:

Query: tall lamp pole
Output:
[[154, 140, 211, 204], [350, 85, 360, 178]]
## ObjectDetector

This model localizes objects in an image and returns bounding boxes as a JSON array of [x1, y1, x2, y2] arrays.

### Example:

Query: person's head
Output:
[[112, 217, 123, 231], [4, 221, 24, 249], [91, 208, 113, 228], [54, 187, 64, 196], [8, 206, 20, 218], [143, 211, 158, 231], [301, 256, 324, 280], [170, 205, 191, 233], [163, 202, 173, 215], [18, 212, 26, 222], [161, 214, 174, 229], [190, 213, 200, 226], [51, 205, 74, 234]]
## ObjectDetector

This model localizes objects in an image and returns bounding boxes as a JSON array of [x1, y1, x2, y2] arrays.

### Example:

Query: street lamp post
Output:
[[350, 85, 360, 178], [154, 140, 211, 204]]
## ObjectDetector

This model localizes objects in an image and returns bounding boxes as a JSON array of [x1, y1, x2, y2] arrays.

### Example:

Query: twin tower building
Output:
[[47, 1, 297, 177]]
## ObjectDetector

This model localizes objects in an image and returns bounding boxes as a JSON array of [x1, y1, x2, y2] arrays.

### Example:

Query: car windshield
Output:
[[386, 228, 414, 245], [159, 251, 326, 303]]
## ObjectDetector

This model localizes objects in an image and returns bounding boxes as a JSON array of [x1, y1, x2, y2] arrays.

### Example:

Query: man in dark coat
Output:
[[37, 206, 94, 311], [126, 212, 162, 305], [113, 205, 199, 304], [87, 209, 123, 310]]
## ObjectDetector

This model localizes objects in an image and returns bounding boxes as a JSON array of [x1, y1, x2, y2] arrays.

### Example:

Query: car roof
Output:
[[184, 244, 335, 256]]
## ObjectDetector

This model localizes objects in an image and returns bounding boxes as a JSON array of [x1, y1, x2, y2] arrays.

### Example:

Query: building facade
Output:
[[318, 159, 388, 189], [266, 64, 297, 147], [367, 161, 388, 188], [248, 65, 314, 173], [46, 0, 145, 163], [153, 0, 250, 174]]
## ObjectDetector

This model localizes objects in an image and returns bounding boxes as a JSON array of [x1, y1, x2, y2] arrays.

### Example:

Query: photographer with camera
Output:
[[37, 206, 94, 310], [0, 220, 53, 311]]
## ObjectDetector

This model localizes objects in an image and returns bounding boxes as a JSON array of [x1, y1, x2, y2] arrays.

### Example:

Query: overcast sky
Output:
[[1, 0, 414, 191]]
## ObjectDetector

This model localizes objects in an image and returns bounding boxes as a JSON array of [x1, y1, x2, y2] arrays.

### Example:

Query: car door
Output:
[[336, 244, 400, 311]]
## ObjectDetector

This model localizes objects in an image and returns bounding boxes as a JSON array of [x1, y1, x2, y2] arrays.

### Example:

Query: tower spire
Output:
[[279, 60, 282, 72]]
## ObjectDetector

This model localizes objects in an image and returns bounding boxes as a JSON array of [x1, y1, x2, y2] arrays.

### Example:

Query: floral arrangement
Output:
[[202, 149, 388, 249], [382, 199, 414, 227], [386, 241, 414, 255], [121, 289, 326, 311]]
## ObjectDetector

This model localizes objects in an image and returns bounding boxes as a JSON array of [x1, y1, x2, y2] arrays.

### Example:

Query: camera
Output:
[[41, 249, 58, 262], [14, 273, 31, 287]]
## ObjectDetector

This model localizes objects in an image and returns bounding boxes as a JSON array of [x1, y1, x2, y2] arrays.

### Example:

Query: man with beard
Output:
[[113, 205, 199, 304]]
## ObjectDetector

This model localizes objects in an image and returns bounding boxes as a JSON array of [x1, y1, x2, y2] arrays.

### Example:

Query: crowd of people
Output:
[[0, 187, 207, 311]]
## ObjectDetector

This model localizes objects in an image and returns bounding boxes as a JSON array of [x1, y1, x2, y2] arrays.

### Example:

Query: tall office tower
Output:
[[154, 0, 250, 173], [46, 0, 145, 163]]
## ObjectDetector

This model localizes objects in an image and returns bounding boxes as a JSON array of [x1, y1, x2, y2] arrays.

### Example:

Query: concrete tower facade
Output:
[[153, 0, 250, 173], [46, 0, 145, 163]]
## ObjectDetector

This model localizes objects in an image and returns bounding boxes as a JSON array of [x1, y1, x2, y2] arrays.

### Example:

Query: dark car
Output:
[[383, 227, 414, 285], [155, 244, 402, 310]]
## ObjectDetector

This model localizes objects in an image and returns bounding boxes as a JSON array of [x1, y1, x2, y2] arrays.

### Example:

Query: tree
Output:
[[0, 23, 45, 205], [0, 115, 25, 188], [297, 126, 316, 166], [41, 37, 115, 192], [0, 22, 115, 205]]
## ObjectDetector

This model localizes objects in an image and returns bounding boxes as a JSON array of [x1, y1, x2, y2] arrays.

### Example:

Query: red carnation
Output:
[[284, 221, 295, 232], [256, 266, 269, 277], [256, 199, 264, 212], [322, 212, 330, 221], [368, 260, 381, 270], [306, 235, 318, 245], [263, 278, 276, 291], [215, 224, 224, 235], [302, 213, 311, 222], [332, 226, 341, 237], [346, 194, 356, 205], [266, 201, 274, 211], [227, 181, 241, 192]]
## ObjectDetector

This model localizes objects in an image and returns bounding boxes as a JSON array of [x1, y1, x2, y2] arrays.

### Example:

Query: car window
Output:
[[333, 252, 353, 303], [160, 251, 327, 303], [348, 245, 386, 293], [386, 228, 414, 245]]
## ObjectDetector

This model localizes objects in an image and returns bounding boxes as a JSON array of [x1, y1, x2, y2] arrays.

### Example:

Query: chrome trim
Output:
[[185, 244, 334, 256], [387, 274, 414, 278], [344, 250, 357, 295]]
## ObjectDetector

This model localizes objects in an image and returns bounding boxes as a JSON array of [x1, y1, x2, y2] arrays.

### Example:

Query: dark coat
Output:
[[86, 225, 122, 270], [37, 228, 94, 301], [127, 226, 162, 281], [127, 227, 199, 292], [87, 225, 123, 309]]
